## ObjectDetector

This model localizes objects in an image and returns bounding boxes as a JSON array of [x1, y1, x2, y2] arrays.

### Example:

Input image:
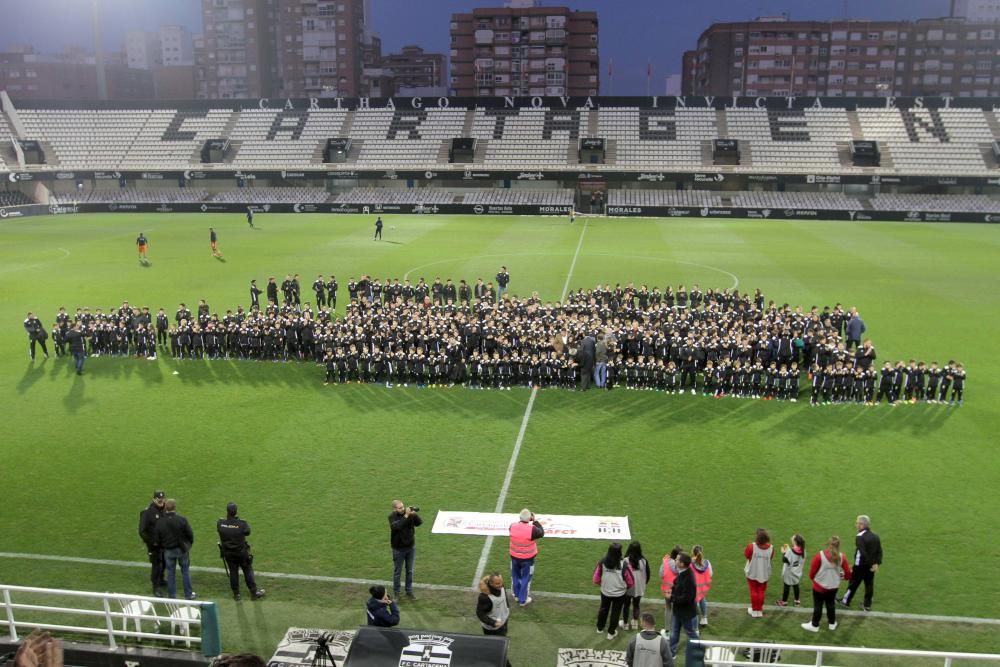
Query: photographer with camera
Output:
[[388, 500, 423, 599], [365, 585, 400, 627], [217, 502, 265, 601]]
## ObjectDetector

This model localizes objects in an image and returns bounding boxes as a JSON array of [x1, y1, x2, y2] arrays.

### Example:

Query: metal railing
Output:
[[0, 584, 220, 657], [692, 639, 1000, 667]]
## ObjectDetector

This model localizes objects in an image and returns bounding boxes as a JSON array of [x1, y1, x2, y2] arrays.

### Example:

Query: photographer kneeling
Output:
[[366, 585, 400, 627]]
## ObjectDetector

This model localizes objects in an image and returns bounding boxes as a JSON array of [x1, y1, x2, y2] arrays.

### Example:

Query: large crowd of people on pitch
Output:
[[24, 273, 965, 405]]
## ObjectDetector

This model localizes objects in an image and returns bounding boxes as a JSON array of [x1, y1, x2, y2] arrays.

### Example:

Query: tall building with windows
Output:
[[683, 16, 1000, 99], [951, 0, 1000, 22], [449, 3, 599, 97], [199, 0, 278, 99], [274, 0, 372, 98], [198, 0, 375, 98]]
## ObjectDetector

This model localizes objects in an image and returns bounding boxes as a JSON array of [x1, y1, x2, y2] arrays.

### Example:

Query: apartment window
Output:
[[734, 32, 745, 42], [866, 47, 878, 56], [967, 31, 979, 40], [945, 32, 958, 41], [884, 31, 898, 40], [926, 29, 943, 40], [25, 70, 36, 77], [977, 60, 993, 70], [982, 30, 996, 39], [734, 47, 743, 56], [849, 32, 862, 41], [867, 32, 880, 40]]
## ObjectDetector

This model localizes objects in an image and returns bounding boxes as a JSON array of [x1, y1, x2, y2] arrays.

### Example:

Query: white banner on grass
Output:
[[432, 511, 630, 540]]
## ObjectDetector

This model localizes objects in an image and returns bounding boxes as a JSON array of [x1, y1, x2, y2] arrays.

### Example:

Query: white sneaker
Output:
[[596, 628, 604, 634], [699, 617, 708, 626], [801, 622, 819, 632], [618, 619, 625, 628], [755, 611, 763, 618], [747, 607, 755, 617], [829, 622, 838, 631], [606, 632, 616, 640], [520, 596, 532, 606]]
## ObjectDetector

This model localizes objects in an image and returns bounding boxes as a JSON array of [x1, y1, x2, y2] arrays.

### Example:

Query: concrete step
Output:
[[847, 111, 865, 140]]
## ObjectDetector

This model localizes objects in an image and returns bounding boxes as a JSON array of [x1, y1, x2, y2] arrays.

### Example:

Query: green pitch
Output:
[[2, 213, 999, 663]]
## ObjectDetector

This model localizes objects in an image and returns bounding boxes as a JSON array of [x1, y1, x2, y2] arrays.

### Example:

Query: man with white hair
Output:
[[508, 508, 544, 606], [839, 514, 883, 611]]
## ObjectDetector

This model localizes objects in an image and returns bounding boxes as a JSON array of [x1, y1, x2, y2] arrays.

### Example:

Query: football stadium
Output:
[[2, 2, 1000, 666]]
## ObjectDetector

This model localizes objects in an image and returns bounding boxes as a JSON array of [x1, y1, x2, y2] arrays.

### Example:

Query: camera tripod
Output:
[[310, 634, 338, 667]]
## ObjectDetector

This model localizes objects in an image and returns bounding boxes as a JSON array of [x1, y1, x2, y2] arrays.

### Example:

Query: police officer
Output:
[[139, 490, 167, 596], [217, 502, 265, 601]]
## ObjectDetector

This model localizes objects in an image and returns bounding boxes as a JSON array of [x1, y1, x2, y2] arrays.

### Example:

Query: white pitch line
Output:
[[560, 218, 588, 301], [2, 552, 997, 626], [471, 386, 538, 587]]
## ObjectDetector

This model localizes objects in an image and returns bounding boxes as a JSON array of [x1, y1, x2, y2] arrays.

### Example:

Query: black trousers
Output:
[[597, 593, 626, 635], [844, 566, 875, 607], [811, 588, 838, 626], [224, 551, 259, 594], [29, 338, 49, 359], [148, 547, 166, 592]]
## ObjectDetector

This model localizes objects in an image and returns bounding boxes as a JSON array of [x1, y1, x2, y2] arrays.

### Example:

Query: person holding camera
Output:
[[365, 585, 400, 627], [389, 500, 423, 599], [509, 508, 544, 606], [217, 502, 265, 601]]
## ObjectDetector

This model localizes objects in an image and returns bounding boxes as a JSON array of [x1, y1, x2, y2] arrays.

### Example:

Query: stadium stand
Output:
[[0, 190, 32, 206], [228, 109, 347, 168], [352, 108, 466, 166], [729, 190, 864, 210], [729, 108, 853, 172], [471, 108, 585, 167], [208, 187, 329, 204], [51, 188, 208, 204], [459, 188, 575, 205], [18, 109, 148, 168], [856, 108, 994, 174], [0, 112, 13, 169], [609, 189, 724, 207], [598, 107, 712, 168], [333, 187, 458, 204], [870, 193, 1000, 212]]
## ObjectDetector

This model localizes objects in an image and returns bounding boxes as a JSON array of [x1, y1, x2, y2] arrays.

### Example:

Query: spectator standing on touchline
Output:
[[508, 508, 544, 606], [389, 500, 422, 598]]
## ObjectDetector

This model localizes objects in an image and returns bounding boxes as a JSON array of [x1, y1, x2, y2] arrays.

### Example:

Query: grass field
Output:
[[2, 212, 999, 664]]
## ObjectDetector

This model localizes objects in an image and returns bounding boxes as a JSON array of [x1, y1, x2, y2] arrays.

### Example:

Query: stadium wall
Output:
[[2, 202, 998, 224]]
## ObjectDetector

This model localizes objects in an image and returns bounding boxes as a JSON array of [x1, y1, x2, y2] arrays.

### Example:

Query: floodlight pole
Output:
[[92, 0, 108, 100]]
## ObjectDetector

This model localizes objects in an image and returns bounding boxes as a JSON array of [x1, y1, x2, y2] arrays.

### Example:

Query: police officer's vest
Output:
[[508, 522, 537, 560]]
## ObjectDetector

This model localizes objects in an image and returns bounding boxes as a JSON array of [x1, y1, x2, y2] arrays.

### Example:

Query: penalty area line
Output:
[[0, 552, 997, 625]]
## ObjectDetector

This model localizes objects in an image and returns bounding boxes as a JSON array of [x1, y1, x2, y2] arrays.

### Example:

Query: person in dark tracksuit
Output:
[[23, 312, 49, 360], [139, 490, 167, 596], [217, 502, 265, 601], [246, 208, 254, 228], [250, 280, 263, 310], [374, 216, 383, 240]]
